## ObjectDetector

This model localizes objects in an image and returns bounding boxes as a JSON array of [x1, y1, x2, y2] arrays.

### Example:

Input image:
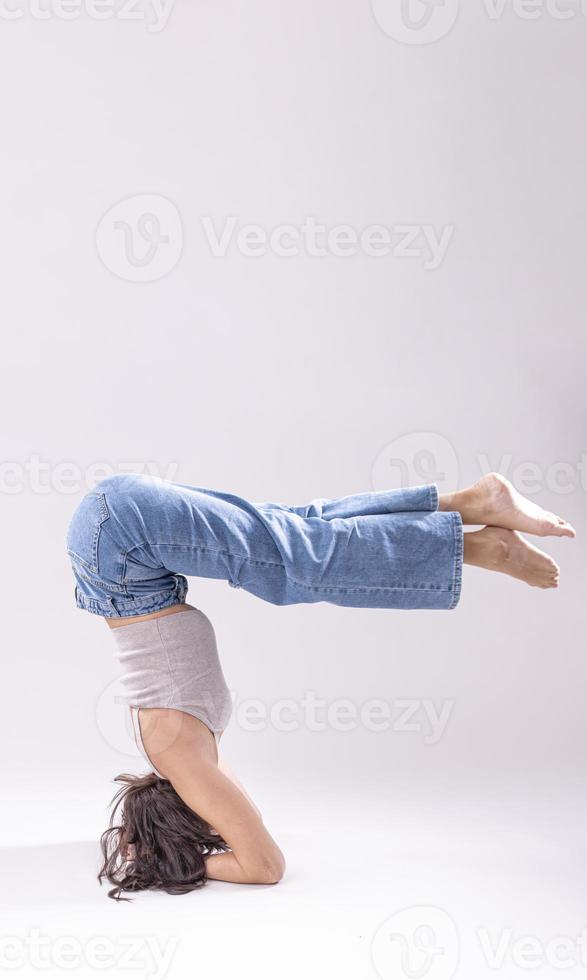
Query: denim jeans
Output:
[[65, 474, 463, 618]]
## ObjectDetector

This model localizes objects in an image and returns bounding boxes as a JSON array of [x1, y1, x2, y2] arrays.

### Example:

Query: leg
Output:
[[144, 477, 462, 610], [103, 485, 454, 625], [67, 474, 463, 615], [278, 484, 439, 520]]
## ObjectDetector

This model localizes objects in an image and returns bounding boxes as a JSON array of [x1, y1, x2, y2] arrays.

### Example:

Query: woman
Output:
[[66, 471, 574, 900]]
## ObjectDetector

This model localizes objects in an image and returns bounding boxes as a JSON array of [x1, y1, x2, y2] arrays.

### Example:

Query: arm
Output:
[[171, 759, 284, 885], [139, 710, 285, 885], [218, 755, 263, 820]]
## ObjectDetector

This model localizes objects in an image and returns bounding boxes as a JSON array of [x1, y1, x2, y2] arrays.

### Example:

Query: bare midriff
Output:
[[106, 602, 196, 629]]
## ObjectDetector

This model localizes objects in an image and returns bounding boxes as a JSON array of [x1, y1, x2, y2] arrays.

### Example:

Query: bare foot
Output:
[[442, 473, 576, 538], [464, 526, 560, 589]]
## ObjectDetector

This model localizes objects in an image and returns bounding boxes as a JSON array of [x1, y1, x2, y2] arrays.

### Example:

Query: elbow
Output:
[[257, 865, 285, 886], [264, 857, 286, 884], [247, 854, 286, 885]]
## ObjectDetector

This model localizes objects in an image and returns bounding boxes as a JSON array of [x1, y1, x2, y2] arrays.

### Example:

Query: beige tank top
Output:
[[110, 608, 232, 778]]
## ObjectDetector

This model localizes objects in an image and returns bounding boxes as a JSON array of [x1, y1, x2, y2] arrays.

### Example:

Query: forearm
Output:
[[205, 850, 257, 883], [165, 758, 285, 884], [217, 757, 262, 820], [205, 846, 285, 884], [144, 713, 286, 886]]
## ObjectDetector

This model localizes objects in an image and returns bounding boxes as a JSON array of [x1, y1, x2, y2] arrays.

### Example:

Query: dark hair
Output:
[[98, 772, 230, 901]]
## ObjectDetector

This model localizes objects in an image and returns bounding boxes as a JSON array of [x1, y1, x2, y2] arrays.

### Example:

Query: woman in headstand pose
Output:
[[66, 472, 575, 899]]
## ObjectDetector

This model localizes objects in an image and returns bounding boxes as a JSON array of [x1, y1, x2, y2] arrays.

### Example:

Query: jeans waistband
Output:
[[73, 576, 188, 618]]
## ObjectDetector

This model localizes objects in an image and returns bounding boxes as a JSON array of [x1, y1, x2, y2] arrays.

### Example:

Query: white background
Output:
[[1, 1, 586, 978]]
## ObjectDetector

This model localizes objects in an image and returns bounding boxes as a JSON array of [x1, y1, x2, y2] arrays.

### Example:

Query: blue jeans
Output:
[[65, 474, 463, 618]]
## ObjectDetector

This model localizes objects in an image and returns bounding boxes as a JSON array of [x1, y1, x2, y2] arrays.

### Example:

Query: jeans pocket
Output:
[[68, 552, 128, 595], [66, 491, 110, 575]]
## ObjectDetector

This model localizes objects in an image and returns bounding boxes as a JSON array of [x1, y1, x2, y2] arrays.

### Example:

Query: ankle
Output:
[[464, 527, 509, 569], [438, 489, 463, 514], [439, 487, 477, 523], [463, 528, 483, 567]]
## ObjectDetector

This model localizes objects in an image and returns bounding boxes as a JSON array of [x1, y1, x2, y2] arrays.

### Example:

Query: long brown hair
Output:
[[98, 772, 229, 901]]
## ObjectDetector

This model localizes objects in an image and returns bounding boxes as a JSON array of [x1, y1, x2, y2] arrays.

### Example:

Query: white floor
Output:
[[2, 764, 586, 980]]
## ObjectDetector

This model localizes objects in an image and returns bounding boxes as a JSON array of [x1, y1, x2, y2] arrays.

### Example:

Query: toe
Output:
[[537, 515, 558, 536], [541, 514, 575, 537], [557, 518, 576, 538]]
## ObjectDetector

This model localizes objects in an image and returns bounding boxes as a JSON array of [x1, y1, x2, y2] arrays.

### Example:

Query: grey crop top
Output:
[[110, 607, 232, 777]]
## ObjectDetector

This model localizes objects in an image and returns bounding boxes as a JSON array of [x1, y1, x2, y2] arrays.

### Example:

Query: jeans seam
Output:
[[283, 580, 453, 595], [126, 541, 287, 571], [448, 511, 463, 610], [135, 543, 452, 592], [91, 492, 110, 573]]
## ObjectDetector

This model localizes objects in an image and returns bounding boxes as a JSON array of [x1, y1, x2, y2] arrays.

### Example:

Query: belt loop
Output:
[[106, 596, 122, 618]]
